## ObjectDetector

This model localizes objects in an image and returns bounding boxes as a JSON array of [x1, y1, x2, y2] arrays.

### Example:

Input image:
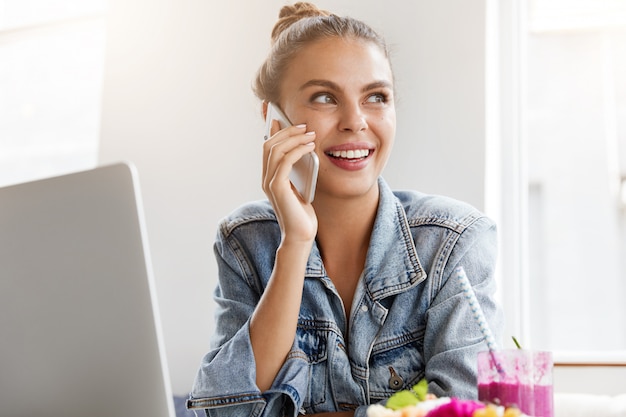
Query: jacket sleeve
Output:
[[422, 214, 504, 399], [187, 223, 309, 417]]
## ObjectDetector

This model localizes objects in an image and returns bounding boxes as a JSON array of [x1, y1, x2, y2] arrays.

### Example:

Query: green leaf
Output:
[[386, 390, 420, 410], [411, 379, 429, 401], [385, 379, 429, 410], [512, 336, 522, 349]]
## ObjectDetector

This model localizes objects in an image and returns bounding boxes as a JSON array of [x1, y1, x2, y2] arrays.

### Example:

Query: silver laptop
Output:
[[0, 162, 176, 417]]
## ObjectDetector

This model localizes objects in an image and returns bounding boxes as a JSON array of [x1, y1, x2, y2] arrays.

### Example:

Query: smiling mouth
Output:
[[325, 149, 371, 160]]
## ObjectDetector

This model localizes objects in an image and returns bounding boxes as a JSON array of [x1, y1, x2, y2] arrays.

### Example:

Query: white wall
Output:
[[99, 0, 488, 395]]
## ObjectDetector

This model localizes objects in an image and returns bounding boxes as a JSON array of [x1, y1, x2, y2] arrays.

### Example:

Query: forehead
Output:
[[282, 37, 393, 92]]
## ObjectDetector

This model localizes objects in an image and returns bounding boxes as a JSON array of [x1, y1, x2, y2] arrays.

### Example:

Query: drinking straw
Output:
[[454, 266, 507, 378], [453, 266, 498, 352]]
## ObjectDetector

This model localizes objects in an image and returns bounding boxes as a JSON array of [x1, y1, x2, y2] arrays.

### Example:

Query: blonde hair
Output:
[[253, 2, 391, 103]]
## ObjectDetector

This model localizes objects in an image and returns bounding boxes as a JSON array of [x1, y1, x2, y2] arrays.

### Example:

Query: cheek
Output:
[[308, 120, 335, 145], [376, 124, 396, 164], [376, 119, 396, 145]]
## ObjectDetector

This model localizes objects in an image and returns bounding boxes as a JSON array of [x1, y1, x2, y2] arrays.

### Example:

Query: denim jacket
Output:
[[188, 177, 503, 417]]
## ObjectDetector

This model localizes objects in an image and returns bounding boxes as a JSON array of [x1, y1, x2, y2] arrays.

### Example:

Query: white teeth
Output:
[[329, 149, 370, 159]]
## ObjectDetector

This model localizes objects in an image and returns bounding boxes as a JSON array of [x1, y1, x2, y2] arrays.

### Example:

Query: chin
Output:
[[317, 176, 380, 201]]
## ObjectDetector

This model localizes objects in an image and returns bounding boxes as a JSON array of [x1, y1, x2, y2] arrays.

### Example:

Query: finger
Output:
[[265, 131, 316, 180], [266, 140, 316, 198], [265, 123, 308, 145], [263, 129, 315, 190], [262, 123, 307, 180]]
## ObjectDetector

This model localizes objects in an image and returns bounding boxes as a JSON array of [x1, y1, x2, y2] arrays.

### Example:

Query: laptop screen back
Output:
[[0, 163, 175, 417]]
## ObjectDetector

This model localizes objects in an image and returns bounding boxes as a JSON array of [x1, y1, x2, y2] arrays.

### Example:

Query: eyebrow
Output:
[[299, 79, 393, 93]]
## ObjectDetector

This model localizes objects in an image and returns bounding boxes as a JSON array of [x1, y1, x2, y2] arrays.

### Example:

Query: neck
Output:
[[312, 185, 380, 320], [313, 185, 380, 266]]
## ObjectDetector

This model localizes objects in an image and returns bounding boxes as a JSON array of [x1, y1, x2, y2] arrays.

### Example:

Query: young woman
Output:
[[188, 3, 503, 417]]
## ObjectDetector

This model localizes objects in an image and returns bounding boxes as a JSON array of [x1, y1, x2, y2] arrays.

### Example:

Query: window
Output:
[[526, 0, 626, 352], [496, 0, 626, 357], [0, 0, 107, 188]]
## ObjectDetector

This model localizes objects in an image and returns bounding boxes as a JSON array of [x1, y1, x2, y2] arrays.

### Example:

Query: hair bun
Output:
[[271, 2, 331, 43]]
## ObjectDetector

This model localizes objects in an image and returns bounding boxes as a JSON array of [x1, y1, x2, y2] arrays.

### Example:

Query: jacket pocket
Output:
[[292, 320, 330, 410], [367, 331, 425, 401]]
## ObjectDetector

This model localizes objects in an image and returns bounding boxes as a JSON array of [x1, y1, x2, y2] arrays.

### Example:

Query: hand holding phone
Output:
[[264, 103, 319, 203]]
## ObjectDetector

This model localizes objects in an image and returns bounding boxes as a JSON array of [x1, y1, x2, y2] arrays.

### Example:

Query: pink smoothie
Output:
[[533, 384, 554, 417], [478, 382, 553, 417]]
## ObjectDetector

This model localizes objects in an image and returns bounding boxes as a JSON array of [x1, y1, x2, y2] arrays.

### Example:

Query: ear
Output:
[[261, 101, 269, 120]]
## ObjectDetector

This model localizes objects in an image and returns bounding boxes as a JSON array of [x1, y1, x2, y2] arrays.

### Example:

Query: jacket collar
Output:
[[364, 177, 426, 300]]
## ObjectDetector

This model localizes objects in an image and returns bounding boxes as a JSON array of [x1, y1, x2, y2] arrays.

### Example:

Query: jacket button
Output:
[[388, 366, 403, 390]]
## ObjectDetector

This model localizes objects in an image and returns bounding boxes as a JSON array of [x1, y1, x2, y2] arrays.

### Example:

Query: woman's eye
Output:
[[312, 93, 335, 104], [366, 93, 387, 103]]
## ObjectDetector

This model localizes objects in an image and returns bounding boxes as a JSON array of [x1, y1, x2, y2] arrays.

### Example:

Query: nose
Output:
[[338, 103, 368, 133]]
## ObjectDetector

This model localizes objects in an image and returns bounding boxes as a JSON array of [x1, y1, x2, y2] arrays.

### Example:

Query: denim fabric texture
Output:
[[188, 177, 503, 417]]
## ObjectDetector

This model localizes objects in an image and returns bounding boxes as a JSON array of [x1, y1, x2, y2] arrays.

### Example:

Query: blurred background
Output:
[[2, 0, 626, 396]]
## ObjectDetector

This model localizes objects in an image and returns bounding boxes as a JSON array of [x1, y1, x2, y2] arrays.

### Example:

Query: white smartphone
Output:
[[264, 102, 319, 203]]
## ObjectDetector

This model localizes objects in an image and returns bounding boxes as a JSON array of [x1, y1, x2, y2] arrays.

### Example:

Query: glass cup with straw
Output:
[[454, 266, 554, 417]]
